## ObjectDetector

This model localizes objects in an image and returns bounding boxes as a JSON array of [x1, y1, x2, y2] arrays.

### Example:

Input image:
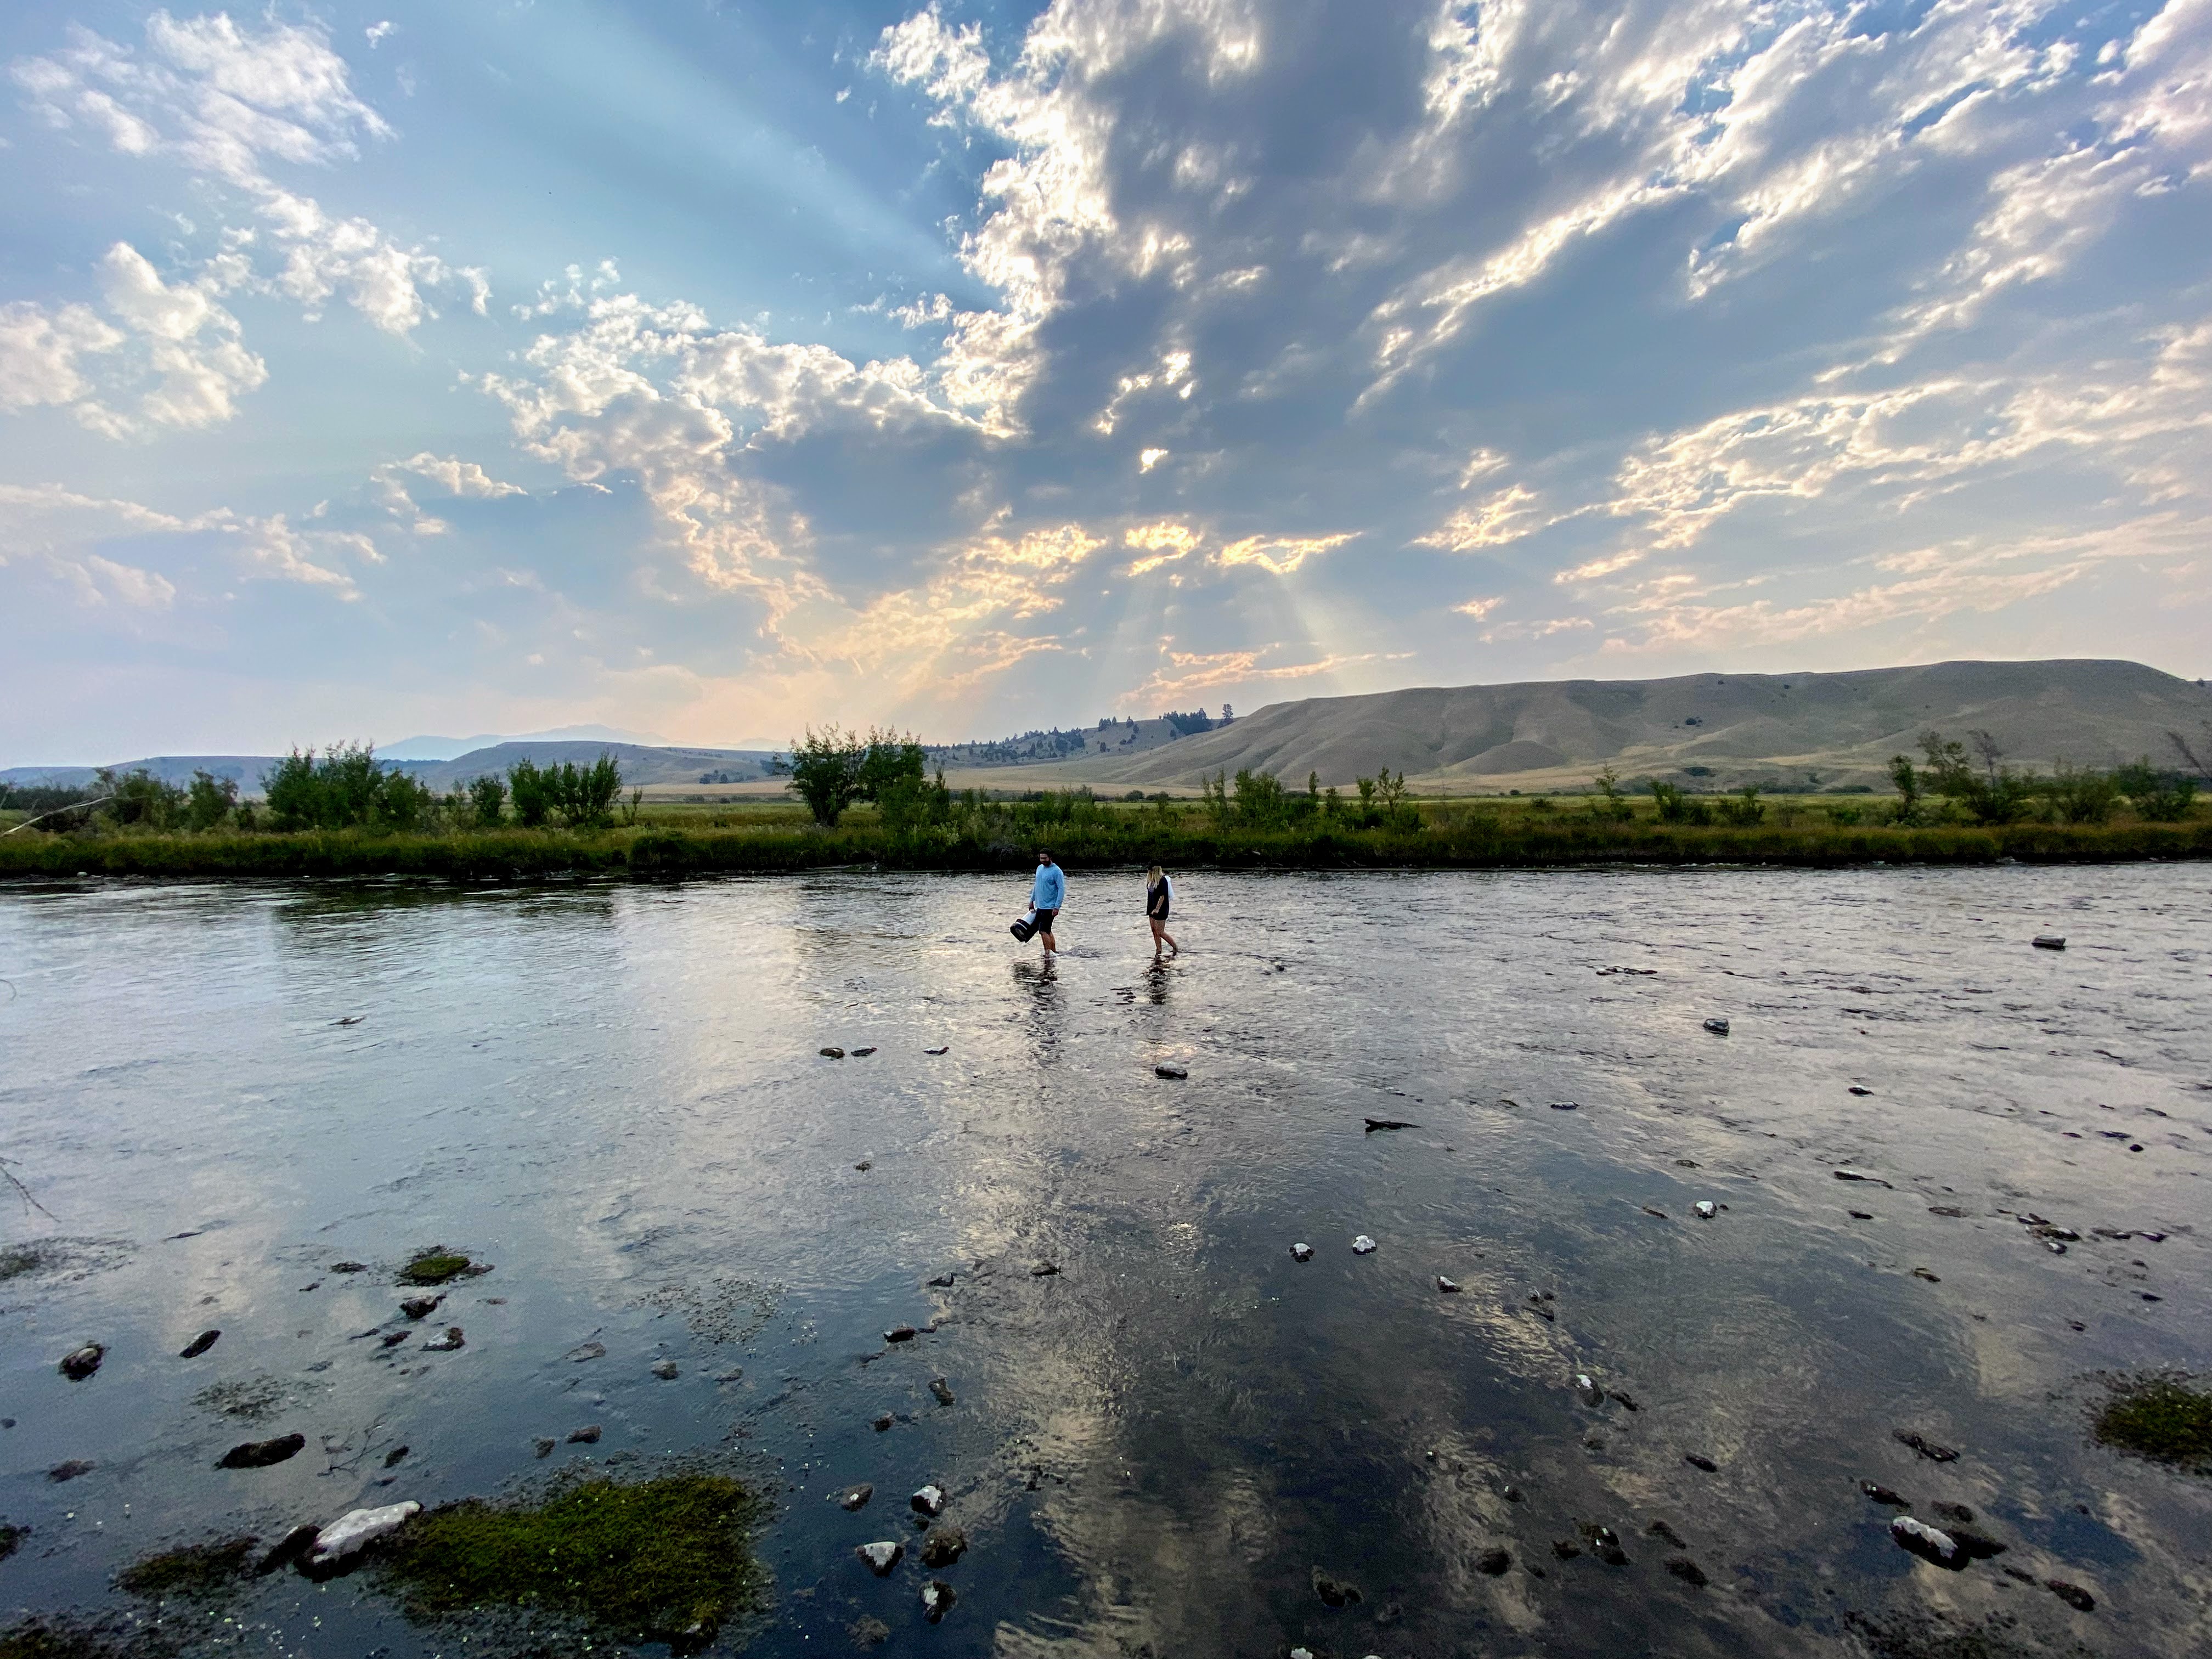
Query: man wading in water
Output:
[[1029, 850, 1065, 955]]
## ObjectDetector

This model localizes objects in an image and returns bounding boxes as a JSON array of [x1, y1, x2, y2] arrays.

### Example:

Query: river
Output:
[[1, 866, 2207, 1658]]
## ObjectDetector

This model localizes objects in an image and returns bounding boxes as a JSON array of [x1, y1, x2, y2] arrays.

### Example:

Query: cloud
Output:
[[1125, 646, 1403, 706], [12, 12, 485, 337], [1413, 483, 1545, 550], [1214, 532, 1358, 576], [372, 452, 529, 533], [0, 301, 123, 411]]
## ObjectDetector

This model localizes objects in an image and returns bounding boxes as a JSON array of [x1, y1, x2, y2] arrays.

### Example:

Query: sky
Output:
[[3, 0, 2209, 763]]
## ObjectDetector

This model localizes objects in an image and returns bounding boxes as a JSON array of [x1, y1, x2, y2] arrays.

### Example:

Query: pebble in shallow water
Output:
[[59, 1344, 104, 1381], [1351, 1235, 1377, 1255], [836, 1484, 873, 1511], [180, 1330, 220, 1359], [1890, 1515, 1961, 1567], [856, 1541, 903, 1576], [921, 1579, 957, 1622], [218, 1434, 306, 1469], [1290, 1243, 1313, 1262]]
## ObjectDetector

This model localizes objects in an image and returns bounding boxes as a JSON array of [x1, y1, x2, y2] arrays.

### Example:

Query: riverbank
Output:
[[4, 815, 2208, 880]]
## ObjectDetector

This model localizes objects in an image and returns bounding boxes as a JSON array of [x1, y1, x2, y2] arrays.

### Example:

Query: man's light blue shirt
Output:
[[1031, 862, 1066, 909]]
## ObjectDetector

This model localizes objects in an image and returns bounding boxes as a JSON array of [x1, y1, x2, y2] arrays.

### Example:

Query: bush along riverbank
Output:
[[5, 813, 2209, 882]]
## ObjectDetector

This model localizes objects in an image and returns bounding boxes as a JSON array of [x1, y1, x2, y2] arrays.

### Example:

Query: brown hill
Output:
[[970, 659, 2212, 794]]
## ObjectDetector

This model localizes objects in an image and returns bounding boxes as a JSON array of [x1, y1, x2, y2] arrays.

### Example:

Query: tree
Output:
[[788, 726, 866, 826], [2045, 761, 2120, 824], [468, 774, 507, 826], [2170, 721, 2212, 783], [184, 769, 239, 831], [508, 758, 557, 827], [1917, 729, 2034, 824], [2113, 757, 2198, 822], [95, 768, 184, 830]]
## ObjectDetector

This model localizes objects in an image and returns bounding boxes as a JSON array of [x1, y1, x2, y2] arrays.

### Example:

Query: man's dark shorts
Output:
[[1031, 908, 1058, 934]]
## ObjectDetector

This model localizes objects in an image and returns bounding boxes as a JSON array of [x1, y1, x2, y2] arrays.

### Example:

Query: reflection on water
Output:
[[1, 867, 2208, 1658]]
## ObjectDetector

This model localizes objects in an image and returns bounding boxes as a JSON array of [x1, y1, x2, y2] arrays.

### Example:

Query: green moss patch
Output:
[[115, 1535, 256, 1600], [2094, 1373, 2212, 1470], [379, 1472, 768, 1650], [398, 1247, 476, 1285]]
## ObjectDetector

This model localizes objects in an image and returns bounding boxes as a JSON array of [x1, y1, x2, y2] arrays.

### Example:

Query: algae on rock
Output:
[[377, 1472, 769, 1650], [2094, 1373, 2212, 1471]]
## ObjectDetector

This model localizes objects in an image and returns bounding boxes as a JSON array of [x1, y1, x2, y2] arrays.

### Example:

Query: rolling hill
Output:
[[964, 659, 2212, 794]]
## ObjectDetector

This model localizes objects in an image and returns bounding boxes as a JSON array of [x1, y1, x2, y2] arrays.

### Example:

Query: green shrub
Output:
[[2114, 758, 2198, 822], [95, 768, 185, 831], [1649, 781, 1713, 825], [262, 744, 429, 831], [467, 774, 507, 826], [183, 770, 238, 832], [508, 758, 557, 827]]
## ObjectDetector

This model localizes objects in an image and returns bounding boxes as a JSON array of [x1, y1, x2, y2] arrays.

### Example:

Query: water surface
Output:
[[1, 866, 2208, 1657]]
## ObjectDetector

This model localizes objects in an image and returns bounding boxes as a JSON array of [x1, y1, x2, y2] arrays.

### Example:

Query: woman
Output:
[[1144, 865, 1179, 961]]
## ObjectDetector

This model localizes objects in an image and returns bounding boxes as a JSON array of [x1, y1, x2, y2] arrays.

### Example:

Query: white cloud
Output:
[[0, 300, 123, 411], [12, 12, 484, 338], [1413, 483, 1544, 550], [1214, 531, 1357, 575]]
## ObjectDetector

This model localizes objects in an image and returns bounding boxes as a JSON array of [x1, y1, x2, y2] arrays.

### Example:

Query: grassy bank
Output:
[[5, 809, 2209, 881]]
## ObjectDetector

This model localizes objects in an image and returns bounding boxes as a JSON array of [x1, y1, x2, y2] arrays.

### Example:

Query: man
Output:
[[1029, 850, 1065, 953]]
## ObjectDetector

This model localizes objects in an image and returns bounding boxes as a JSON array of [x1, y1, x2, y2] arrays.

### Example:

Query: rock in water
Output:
[[399, 1295, 443, 1320], [837, 1484, 873, 1510], [309, 1501, 420, 1566], [921, 1579, 957, 1622], [219, 1434, 306, 1469], [566, 1341, 606, 1362], [59, 1344, 104, 1381], [1030, 1260, 1060, 1277], [1291, 1243, 1313, 1262], [2032, 935, 2067, 951], [924, 1046, 949, 1056], [1364, 1118, 1416, 1131], [383, 1445, 409, 1468], [820, 1047, 845, 1058], [421, 1326, 464, 1351], [651, 1359, 679, 1379], [1646, 1520, 1686, 1547], [1860, 1481, 1907, 1505], [1930, 1502, 1974, 1524], [1848, 1086, 1873, 1096], [567, 1425, 601, 1443], [884, 1325, 917, 1343], [180, 1330, 221, 1359], [1574, 1374, 1604, 1408], [851, 1046, 877, 1057], [1664, 1556, 1709, 1587], [1475, 1547, 1511, 1576], [920, 1525, 967, 1568], [1351, 1235, 1378, 1255], [1155, 1063, 1187, 1079], [872, 1413, 894, 1432], [1581, 1525, 1629, 1566], [856, 1541, 904, 1576], [911, 1484, 946, 1516], [1893, 1430, 1960, 1462], [533, 1438, 556, 1458], [1310, 1566, 1362, 1606], [929, 1378, 956, 1406], [1703, 1018, 1730, 1036], [1437, 1276, 1462, 1293], [1891, 1515, 1962, 1567], [1834, 1169, 1893, 1186], [1684, 1453, 1718, 1472], [2046, 1579, 2095, 1611], [47, 1460, 95, 1483], [1694, 1201, 1717, 1219], [257, 1523, 320, 1576]]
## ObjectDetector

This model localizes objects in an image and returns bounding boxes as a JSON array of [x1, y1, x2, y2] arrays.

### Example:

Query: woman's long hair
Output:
[[1146, 864, 1164, 884]]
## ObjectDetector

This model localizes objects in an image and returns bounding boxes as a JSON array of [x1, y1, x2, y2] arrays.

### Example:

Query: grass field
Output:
[[4, 793, 2208, 881]]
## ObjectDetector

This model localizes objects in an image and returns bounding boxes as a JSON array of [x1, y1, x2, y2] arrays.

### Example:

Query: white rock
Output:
[[1694, 1201, 1717, 1219], [1351, 1235, 1377, 1255], [1891, 1515, 1960, 1564], [1290, 1243, 1313, 1261], [856, 1541, 904, 1575], [309, 1501, 420, 1564], [1575, 1373, 1604, 1406], [910, 1483, 945, 1516]]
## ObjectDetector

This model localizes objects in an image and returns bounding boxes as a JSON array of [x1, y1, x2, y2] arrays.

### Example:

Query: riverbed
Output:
[[1, 867, 2207, 1658]]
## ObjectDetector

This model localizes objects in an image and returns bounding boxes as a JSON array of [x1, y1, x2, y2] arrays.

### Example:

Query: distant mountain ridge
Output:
[[0, 742, 780, 793]]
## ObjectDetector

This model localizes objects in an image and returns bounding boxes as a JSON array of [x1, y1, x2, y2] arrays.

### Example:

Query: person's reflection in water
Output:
[[1144, 957, 1171, 1006], [1012, 953, 1064, 1064]]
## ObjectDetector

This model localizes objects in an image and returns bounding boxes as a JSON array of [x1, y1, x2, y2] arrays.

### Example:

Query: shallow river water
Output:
[[1, 866, 2208, 1659]]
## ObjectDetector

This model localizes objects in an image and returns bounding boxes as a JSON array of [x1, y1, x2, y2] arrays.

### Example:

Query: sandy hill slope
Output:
[[982, 660, 2212, 793]]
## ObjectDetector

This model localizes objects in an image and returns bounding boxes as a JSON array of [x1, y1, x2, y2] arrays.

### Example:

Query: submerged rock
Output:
[[1646, 1520, 1686, 1547], [384, 1446, 409, 1468], [1929, 1501, 1974, 1524], [1703, 1018, 1730, 1036], [1664, 1556, 1709, 1587], [1684, 1453, 1718, 1472], [566, 1425, 601, 1443], [48, 1460, 95, 1482], [1475, 1547, 1511, 1576], [924, 1046, 949, 1056], [651, 1360, 679, 1380], [1437, 1276, 1462, 1293], [1860, 1481, 1908, 1506], [1835, 1169, 1893, 1187], [1310, 1566, 1363, 1606], [1351, 1235, 1378, 1255], [919, 1524, 967, 1568], [534, 1438, 556, 1458], [2046, 1579, 2095, 1611], [1893, 1430, 1960, 1462], [1574, 1374, 1604, 1408], [257, 1523, 320, 1576], [1694, 1201, 1717, 1220], [821, 1047, 845, 1059], [850, 1046, 877, 1057], [856, 1541, 903, 1576], [849, 1615, 891, 1646], [1154, 1063, 1187, 1080], [929, 1378, 956, 1407], [837, 1484, 873, 1511], [884, 1325, 917, 1344], [1290, 1243, 1313, 1262], [219, 1433, 306, 1470], [872, 1414, 894, 1432], [1030, 1260, 1060, 1277], [180, 1330, 221, 1359], [1890, 1515, 1962, 1567], [911, 1484, 945, 1516], [2032, 935, 2067, 951], [421, 1325, 465, 1351], [921, 1579, 957, 1622], [309, 1500, 420, 1566], [566, 1341, 607, 1362], [1579, 1524, 1629, 1566], [1364, 1118, 1416, 1131], [1550, 1538, 1581, 1560], [59, 1344, 104, 1381]]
